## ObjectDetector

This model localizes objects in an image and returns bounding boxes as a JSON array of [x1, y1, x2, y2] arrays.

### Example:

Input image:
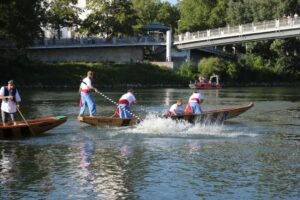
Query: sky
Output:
[[165, 0, 178, 5]]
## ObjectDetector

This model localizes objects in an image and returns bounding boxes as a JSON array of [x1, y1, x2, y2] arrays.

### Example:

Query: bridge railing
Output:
[[175, 17, 300, 44], [31, 36, 166, 48]]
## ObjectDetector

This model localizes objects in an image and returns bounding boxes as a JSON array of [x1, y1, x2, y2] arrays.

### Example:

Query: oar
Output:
[[16, 107, 35, 134], [95, 91, 143, 121]]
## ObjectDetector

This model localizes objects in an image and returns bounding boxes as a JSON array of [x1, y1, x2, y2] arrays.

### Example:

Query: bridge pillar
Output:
[[166, 30, 172, 61], [186, 49, 191, 61]]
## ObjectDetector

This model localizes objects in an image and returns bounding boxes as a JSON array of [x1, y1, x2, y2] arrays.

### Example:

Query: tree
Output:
[[83, 0, 136, 37], [155, 2, 180, 31], [0, 0, 46, 50], [208, 0, 228, 28], [178, 0, 216, 33], [47, 0, 81, 39], [132, 0, 159, 31], [270, 38, 300, 76]]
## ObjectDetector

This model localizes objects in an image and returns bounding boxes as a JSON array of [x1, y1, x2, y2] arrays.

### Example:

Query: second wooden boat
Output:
[[170, 102, 253, 124], [0, 116, 67, 140], [78, 116, 138, 127]]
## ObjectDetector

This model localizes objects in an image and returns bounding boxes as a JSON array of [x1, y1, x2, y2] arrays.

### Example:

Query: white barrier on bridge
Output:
[[175, 17, 300, 44]]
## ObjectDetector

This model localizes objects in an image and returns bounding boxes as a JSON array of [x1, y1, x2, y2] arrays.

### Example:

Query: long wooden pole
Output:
[[16, 107, 35, 135]]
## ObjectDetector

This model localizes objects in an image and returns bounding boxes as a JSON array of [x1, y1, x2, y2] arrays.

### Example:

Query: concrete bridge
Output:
[[16, 17, 300, 64], [174, 17, 300, 49]]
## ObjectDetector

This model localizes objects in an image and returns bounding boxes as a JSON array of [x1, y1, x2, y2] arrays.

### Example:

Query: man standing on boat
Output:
[[0, 80, 21, 126], [185, 90, 203, 114], [116, 89, 136, 119], [79, 71, 99, 117]]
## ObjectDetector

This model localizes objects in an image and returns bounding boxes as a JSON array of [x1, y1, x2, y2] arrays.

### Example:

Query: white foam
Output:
[[121, 113, 258, 138]]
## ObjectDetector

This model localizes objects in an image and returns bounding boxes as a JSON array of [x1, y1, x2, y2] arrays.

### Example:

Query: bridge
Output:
[[3, 17, 299, 63], [29, 36, 165, 49], [174, 17, 300, 49]]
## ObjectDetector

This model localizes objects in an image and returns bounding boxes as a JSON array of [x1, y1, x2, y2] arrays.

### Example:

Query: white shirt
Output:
[[169, 103, 184, 113], [188, 93, 203, 103], [0, 87, 21, 113], [80, 77, 92, 90], [120, 92, 136, 105]]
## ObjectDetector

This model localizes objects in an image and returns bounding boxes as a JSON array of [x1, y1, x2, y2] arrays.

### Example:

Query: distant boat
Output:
[[78, 103, 253, 127], [0, 116, 67, 140], [189, 74, 222, 89]]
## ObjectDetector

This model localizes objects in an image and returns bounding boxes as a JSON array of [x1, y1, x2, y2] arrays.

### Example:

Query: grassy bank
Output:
[[0, 59, 189, 88]]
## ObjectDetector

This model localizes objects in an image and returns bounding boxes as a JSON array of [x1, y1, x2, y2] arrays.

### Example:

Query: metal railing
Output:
[[31, 36, 166, 48], [174, 17, 300, 44]]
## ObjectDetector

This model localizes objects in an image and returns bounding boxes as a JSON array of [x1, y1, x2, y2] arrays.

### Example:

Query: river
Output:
[[0, 87, 299, 199]]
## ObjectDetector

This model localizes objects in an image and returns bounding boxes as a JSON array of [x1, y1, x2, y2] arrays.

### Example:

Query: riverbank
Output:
[[0, 60, 189, 88], [2, 59, 299, 89]]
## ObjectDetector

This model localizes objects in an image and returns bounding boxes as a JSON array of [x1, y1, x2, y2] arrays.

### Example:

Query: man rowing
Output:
[[166, 99, 184, 116], [0, 80, 21, 126], [185, 90, 203, 114], [115, 89, 136, 119], [79, 71, 99, 117]]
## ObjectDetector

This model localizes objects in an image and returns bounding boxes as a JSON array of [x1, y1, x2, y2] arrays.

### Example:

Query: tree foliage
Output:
[[83, 0, 137, 37], [46, 0, 82, 39], [198, 57, 238, 81], [0, 0, 46, 49]]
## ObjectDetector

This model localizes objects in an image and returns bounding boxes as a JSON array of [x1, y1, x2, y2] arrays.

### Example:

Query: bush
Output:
[[0, 59, 189, 87], [238, 54, 282, 82], [198, 57, 238, 82], [177, 60, 197, 78]]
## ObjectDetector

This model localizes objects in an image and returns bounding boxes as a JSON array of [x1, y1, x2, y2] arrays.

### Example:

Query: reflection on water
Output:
[[0, 87, 300, 199]]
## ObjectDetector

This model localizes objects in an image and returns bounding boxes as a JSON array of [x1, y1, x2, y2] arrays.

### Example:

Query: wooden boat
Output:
[[78, 116, 139, 127], [170, 102, 253, 124], [0, 116, 67, 140], [78, 102, 253, 127]]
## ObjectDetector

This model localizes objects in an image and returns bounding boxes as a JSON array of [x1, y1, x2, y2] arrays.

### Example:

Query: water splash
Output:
[[123, 113, 258, 138]]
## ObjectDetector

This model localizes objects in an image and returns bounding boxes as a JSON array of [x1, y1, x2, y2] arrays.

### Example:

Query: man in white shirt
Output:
[[166, 99, 184, 116], [115, 89, 136, 119], [185, 90, 204, 114], [0, 80, 21, 126], [79, 71, 99, 117]]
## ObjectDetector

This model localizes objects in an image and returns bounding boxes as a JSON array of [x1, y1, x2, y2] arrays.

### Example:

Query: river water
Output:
[[0, 87, 299, 199]]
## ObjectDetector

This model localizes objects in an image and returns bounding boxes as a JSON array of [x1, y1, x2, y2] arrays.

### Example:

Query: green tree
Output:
[[270, 38, 300, 76], [178, 0, 216, 33], [47, 0, 81, 39], [132, 0, 159, 31], [208, 0, 228, 27], [198, 57, 238, 81], [0, 0, 46, 50], [178, 60, 197, 78], [156, 2, 180, 31], [83, 0, 136, 36]]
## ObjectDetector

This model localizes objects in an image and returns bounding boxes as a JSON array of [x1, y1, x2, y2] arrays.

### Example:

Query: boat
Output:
[[78, 102, 253, 127], [78, 116, 139, 127], [0, 116, 67, 140], [170, 102, 253, 124], [189, 74, 221, 89]]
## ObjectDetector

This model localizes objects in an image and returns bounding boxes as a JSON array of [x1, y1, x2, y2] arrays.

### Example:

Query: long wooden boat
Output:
[[170, 102, 254, 124], [0, 116, 67, 140], [78, 116, 138, 127], [78, 102, 253, 127]]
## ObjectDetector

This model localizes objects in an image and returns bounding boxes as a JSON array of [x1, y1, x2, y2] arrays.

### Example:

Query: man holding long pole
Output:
[[0, 80, 21, 126], [78, 71, 99, 117]]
